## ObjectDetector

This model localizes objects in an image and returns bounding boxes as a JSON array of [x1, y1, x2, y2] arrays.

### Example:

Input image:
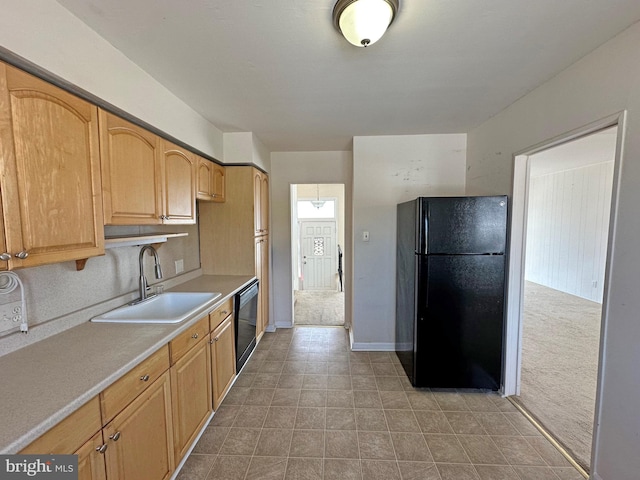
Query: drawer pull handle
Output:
[[140, 374, 150, 382], [221, 310, 228, 315], [209, 339, 214, 344], [214, 336, 219, 342], [192, 333, 199, 339], [15, 251, 29, 259], [109, 431, 121, 441], [96, 444, 108, 454], [0, 253, 10, 261]]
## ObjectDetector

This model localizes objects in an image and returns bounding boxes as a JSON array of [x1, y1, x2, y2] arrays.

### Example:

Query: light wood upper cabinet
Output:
[[170, 337, 212, 462], [99, 110, 163, 225], [197, 156, 225, 203], [104, 371, 175, 480], [196, 157, 214, 201], [210, 314, 236, 410], [0, 62, 105, 269], [100, 111, 197, 225], [253, 169, 269, 236], [212, 163, 226, 202], [260, 172, 269, 235], [161, 140, 196, 224]]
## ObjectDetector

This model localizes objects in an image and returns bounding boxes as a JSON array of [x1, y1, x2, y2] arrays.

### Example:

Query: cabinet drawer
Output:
[[209, 297, 233, 331], [100, 345, 170, 424], [170, 316, 209, 364], [21, 396, 102, 454]]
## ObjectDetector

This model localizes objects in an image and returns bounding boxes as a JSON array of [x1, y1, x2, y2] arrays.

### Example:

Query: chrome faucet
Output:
[[137, 245, 163, 302]]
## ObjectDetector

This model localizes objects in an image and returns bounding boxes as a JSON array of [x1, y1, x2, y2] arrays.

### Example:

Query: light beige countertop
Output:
[[0, 274, 255, 454]]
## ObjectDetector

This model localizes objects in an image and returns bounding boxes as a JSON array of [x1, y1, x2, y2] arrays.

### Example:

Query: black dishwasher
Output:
[[235, 279, 259, 371]]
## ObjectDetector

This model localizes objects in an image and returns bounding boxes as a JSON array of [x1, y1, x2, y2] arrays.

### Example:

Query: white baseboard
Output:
[[591, 473, 602, 480], [350, 341, 396, 352], [265, 324, 277, 332], [274, 320, 293, 329]]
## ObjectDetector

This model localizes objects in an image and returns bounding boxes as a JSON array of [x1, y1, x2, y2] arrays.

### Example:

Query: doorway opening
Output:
[[291, 184, 345, 326], [520, 126, 616, 471], [505, 116, 623, 476]]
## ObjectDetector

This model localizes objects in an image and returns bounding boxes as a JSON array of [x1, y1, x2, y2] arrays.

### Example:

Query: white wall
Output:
[[466, 21, 640, 480], [270, 152, 353, 329], [526, 162, 614, 302], [0, 0, 223, 159], [351, 135, 467, 349], [223, 132, 271, 171]]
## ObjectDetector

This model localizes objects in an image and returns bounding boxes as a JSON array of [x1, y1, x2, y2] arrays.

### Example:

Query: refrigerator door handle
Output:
[[418, 258, 428, 321]]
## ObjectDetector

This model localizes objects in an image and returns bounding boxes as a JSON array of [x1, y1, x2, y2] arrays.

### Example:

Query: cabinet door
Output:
[[253, 170, 263, 236], [196, 157, 214, 201], [170, 338, 212, 462], [99, 110, 163, 225], [260, 174, 269, 235], [0, 62, 105, 268], [104, 371, 174, 480], [252, 169, 269, 236], [161, 140, 196, 224], [212, 163, 226, 203], [255, 236, 269, 339], [0, 198, 7, 271], [261, 236, 270, 336], [211, 315, 236, 410], [76, 432, 107, 480]]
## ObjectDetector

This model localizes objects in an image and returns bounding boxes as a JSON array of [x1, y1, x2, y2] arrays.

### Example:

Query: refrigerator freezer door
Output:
[[415, 254, 505, 389], [421, 196, 507, 255]]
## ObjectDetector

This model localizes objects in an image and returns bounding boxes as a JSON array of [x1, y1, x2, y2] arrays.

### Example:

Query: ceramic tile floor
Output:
[[177, 327, 585, 480]]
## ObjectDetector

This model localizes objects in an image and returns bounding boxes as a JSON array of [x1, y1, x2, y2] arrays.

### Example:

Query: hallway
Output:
[[294, 291, 345, 326], [178, 327, 584, 480]]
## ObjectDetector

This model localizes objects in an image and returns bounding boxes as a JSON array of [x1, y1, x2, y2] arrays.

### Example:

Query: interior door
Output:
[[300, 221, 337, 290]]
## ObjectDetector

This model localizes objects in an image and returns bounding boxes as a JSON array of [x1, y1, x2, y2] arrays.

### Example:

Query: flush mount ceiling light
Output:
[[333, 0, 399, 47]]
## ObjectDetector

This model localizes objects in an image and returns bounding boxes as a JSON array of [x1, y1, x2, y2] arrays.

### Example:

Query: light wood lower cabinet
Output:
[[210, 314, 236, 410], [19, 294, 243, 479], [170, 336, 212, 463], [104, 371, 174, 480], [76, 432, 108, 480], [255, 235, 269, 339]]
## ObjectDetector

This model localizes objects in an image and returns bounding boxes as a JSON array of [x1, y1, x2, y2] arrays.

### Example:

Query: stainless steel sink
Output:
[[91, 292, 221, 324]]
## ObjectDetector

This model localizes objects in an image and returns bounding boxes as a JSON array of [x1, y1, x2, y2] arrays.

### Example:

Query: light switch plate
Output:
[[362, 231, 370, 242]]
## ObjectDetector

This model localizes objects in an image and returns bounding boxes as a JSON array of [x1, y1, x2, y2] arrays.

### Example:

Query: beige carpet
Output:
[[293, 290, 344, 326], [518, 281, 602, 470]]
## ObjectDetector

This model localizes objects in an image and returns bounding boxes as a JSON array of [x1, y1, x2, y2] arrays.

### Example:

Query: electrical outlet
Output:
[[0, 300, 23, 335], [175, 259, 184, 274]]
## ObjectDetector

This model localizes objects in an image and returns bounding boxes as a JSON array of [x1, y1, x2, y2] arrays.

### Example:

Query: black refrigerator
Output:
[[395, 196, 507, 390]]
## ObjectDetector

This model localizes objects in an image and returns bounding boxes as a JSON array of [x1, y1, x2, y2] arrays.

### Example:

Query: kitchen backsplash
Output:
[[0, 222, 201, 356]]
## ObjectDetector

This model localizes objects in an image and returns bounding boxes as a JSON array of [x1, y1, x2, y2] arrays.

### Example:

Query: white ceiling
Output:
[[56, 0, 640, 152]]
